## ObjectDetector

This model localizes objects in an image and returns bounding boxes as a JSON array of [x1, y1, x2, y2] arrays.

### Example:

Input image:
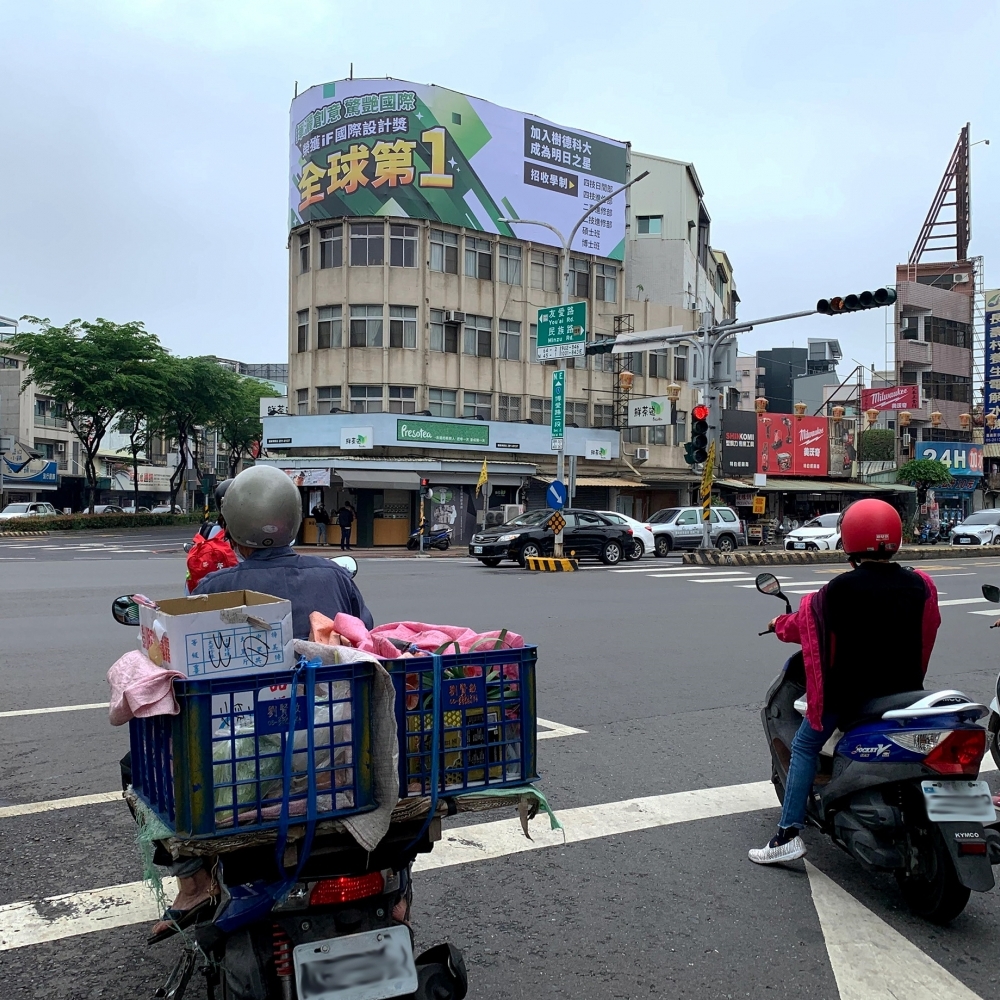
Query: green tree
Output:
[[10, 317, 166, 511], [215, 377, 281, 479], [896, 458, 953, 504], [858, 428, 896, 462]]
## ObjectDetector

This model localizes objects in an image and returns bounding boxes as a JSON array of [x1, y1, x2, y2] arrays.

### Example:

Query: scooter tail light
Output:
[[309, 871, 385, 906], [886, 730, 949, 754], [923, 729, 986, 775]]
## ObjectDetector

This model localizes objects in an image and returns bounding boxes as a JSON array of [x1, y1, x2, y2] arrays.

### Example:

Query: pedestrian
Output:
[[311, 500, 330, 546], [337, 502, 355, 550]]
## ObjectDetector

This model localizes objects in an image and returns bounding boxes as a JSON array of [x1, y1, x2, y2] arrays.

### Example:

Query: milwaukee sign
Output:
[[860, 385, 919, 411]]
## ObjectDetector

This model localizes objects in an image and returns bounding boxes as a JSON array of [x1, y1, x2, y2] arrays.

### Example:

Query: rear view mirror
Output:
[[756, 573, 782, 596], [112, 595, 141, 626], [982, 584, 1000, 604], [330, 555, 358, 578]]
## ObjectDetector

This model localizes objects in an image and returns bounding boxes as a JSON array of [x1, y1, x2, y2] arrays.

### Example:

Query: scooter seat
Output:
[[841, 690, 927, 729]]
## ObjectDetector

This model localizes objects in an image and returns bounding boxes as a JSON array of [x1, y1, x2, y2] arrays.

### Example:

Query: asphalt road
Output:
[[2, 530, 1000, 998]]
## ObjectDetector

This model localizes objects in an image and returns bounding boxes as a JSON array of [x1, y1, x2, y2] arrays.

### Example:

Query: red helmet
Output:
[[839, 498, 902, 557]]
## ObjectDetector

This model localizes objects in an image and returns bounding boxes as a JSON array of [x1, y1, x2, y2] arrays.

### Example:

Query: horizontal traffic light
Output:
[[585, 338, 616, 355], [817, 287, 897, 315]]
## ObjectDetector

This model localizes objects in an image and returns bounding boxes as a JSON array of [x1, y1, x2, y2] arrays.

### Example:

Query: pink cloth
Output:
[[107, 649, 184, 726]]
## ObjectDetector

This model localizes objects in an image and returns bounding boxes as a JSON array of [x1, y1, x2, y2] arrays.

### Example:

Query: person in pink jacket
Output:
[[749, 499, 941, 865]]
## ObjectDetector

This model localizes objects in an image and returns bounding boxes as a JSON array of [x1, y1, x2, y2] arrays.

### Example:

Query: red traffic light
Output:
[[420, 478, 430, 487], [692, 404, 709, 421]]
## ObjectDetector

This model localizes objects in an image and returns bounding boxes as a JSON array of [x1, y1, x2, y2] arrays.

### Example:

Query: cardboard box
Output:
[[139, 590, 294, 679]]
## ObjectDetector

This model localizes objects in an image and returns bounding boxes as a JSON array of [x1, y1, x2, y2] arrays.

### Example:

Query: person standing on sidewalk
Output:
[[337, 502, 355, 550], [311, 500, 330, 546]]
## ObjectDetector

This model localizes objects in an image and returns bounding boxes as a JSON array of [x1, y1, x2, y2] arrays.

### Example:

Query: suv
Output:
[[469, 508, 633, 567], [648, 505, 746, 556], [0, 501, 59, 521]]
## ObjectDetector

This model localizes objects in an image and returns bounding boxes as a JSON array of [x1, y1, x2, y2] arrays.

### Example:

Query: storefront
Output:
[[913, 442, 983, 523], [1, 442, 59, 506]]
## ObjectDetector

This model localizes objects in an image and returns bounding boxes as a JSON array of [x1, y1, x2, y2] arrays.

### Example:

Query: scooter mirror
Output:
[[112, 594, 141, 626], [330, 555, 358, 578], [755, 573, 782, 597], [982, 584, 1000, 604]]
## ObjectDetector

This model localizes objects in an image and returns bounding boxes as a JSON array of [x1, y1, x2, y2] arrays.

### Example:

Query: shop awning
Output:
[[536, 476, 645, 488], [717, 478, 915, 495], [335, 469, 422, 491]]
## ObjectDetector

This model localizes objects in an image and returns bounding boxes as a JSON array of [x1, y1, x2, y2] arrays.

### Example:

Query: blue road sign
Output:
[[546, 480, 568, 510]]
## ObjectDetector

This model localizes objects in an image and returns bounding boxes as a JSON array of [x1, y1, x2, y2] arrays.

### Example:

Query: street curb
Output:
[[681, 546, 1000, 566], [524, 556, 579, 572], [0, 530, 49, 537]]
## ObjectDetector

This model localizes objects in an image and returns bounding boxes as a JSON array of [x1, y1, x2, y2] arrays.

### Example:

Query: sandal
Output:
[[147, 895, 218, 945]]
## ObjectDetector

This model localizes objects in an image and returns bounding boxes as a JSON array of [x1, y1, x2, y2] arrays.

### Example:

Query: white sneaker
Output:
[[748, 835, 806, 865]]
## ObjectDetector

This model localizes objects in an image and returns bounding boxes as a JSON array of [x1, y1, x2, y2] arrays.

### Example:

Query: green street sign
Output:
[[550, 369, 565, 449], [397, 418, 490, 447], [537, 302, 587, 360]]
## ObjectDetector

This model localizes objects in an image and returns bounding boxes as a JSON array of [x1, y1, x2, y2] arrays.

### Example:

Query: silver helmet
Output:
[[221, 466, 302, 548]]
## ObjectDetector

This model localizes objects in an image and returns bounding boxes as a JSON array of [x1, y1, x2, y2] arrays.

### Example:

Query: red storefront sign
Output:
[[860, 385, 919, 411], [757, 414, 829, 476]]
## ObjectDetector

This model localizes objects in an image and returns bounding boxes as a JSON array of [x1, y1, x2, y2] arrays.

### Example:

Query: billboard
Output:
[[914, 442, 983, 478], [860, 385, 919, 411], [290, 79, 628, 260], [1, 441, 58, 488], [827, 417, 857, 477], [757, 414, 828, 476], [986, 289, 1000, 447], [628, 395, 673, 427], [720, 409, 757, 476]]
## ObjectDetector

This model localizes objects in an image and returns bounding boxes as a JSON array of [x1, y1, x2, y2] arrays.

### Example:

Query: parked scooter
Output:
[[111, 556, 468, 1000], [916, 522, 941, 545], [756, 572, 1000, 923], [406, 525, 451, 551]]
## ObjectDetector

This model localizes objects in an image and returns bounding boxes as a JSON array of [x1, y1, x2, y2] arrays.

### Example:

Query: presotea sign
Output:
[[290, 79, 628, 259], [396, 419, 489, 447]]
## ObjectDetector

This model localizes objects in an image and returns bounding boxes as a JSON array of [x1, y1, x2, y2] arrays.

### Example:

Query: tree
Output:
[[896, 458, 953, 505], [858, 428, 895, 463], [10, 317, 166, 511], [215, 376, 281, 479]]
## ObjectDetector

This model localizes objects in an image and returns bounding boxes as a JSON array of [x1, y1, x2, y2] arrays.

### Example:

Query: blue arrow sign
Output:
[[546, 480, 568, 510]]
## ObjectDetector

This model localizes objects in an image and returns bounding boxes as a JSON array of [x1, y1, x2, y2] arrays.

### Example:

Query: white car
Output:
[[784, 512, 843, 551], [0, 501, 59, 521], [596, 511, 656, 559], [150, 505, 181, 514], [951, 510, 1000, 546]]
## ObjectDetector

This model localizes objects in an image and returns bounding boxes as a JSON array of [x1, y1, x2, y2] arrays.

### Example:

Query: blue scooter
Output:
[[756, 572, 1000, 923], [407, 525, 451, 550]]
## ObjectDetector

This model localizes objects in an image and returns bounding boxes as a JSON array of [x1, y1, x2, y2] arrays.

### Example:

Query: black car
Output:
[[469, 508, 632, 567]]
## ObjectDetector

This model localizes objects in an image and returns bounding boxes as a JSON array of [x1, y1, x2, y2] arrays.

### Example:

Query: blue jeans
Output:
[[779, 713, 838, 830]]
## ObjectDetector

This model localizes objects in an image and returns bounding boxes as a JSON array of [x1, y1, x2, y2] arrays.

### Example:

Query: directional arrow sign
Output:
[[546, 480, 568, 510]]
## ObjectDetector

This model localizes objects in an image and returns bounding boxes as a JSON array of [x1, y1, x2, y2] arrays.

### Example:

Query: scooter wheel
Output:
[[895, 824, 970, 924]]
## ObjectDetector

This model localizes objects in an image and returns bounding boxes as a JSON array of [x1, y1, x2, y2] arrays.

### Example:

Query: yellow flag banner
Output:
[[476, 457, 489, 496]]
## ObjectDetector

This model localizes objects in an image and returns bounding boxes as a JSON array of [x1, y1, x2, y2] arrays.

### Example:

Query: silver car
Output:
[[648, 505, 746, 556]]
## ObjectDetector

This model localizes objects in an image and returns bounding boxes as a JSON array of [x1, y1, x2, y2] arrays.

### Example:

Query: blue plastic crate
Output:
[[388, 646, 538, 797], [129, 661, 375, 839]]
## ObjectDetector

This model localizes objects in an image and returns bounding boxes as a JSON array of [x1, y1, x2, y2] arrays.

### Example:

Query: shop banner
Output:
[[720, 409, 757, 476], [628, 395, 672, 427], [914, 442, 983, 477], [1, 441, 58, 485], [396, 419, 489, 447], [986, 289, 1000, 447], [111, 466, 175, 492], [828, 417, 857, 477], [757, 414, 828, 476], [283, 469, 331, 487], [290, 80, 628, 259], [860, 385, 919, 411]]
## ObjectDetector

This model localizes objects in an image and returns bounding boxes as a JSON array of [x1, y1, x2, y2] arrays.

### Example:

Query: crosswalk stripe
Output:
[[938, 597, 988, 606], [0, 701, 109, 719], [0, 791, 120, 819], [968, 609, 1000, 616]]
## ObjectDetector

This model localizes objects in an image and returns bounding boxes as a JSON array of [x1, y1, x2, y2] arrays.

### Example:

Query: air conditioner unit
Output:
[[634, 447, 650, 462], [953, 273, 970, 284], [446, 310, 465, 323], [56, 442, 66, 453], [502, 503, 523, 522]]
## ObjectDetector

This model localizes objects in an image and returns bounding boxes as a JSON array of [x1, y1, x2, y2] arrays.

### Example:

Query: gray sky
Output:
[[2, 0, 997, 376]]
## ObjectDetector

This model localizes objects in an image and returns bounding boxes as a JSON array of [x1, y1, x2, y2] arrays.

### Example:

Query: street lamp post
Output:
[[501, 170, 648, 556]]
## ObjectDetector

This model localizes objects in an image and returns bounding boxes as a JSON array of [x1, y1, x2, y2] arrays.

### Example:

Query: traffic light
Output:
[[419, 478, 430, 499], [689, 404, 709, 464], [817, 287, 897, 315], [585, 338, 616, 355]]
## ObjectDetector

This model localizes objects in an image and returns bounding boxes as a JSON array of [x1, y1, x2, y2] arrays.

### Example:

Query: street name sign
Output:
[[551, 369, 566, 451], [537, 302, 587, 360]]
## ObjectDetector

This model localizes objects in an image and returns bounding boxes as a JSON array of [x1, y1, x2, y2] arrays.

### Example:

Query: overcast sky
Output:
[[2, 1, 997, 377]]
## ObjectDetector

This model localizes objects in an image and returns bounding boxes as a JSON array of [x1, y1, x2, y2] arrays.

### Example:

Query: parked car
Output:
[[595, 511, 656, 560], [950, 509, 1000, 546], [469, 508, 632, 567], [0, 501, 59, 521], [150, 505, 180, 514], [784, 512, 843, 551], [647, 505, 746, 555], [83, 504, 125, 515], [121, 506, 152, 514]]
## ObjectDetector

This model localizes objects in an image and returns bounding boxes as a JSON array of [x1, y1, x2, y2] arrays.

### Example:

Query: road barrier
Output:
[[0, 530, 49, 537], [524, 556, 578, 572]]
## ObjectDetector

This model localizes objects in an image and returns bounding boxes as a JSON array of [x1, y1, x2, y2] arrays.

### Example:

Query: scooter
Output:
[[112, 556, 468, 1000], [406, 525, 451, 551], [756, 572, 1000, 923], [916, 522, 941, 545], [977, 584, 1000, 772]]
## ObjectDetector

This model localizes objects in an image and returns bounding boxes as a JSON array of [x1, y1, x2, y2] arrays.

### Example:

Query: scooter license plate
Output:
[[293, 925, 418, 1000], [473, 546, 483, 554], [920, 780, 996, 823]]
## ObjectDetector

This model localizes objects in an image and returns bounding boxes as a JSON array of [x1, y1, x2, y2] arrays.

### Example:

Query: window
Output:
[[463, 314, 492, 357], [319, 225, 342, 268], [922, 371, 971, 403], [637, 215, 662, 235], [593, 404, 615, 428], [349, 305, 383, 347], [566, 401, 588, 427], [317, 305, 342, 349], [316, 385, 341, 413], [498, 244, 521, 285], [429, 230, 458, 273], [296, 309, 309, 353], [674, 345, 688, 382], [388, 386, 416, 413], [529, 324, 540, 364], [389, 224, 417, 267], [531, 251, 559, 292], [569, 258, 589, 297], [429, 308, 458, 353], [649, 425, 668, 445], [623, 426, 644, 444], [649, 350, 670, 379], [498, 319, 521, 360], [350, 222, 383, 266], [595, 263, 617, 303], [673, 409, 687, 446], [570, 348, 588, 370], [530, 397, 552, 426], [624, 353, 643, 376], [349, 384, 383, 413], [428, 387, 457, 417], [465, 237, 492, 280], [499, 394, 521, 422], [298, 231, 310, 273], [676, 510, 698, 525], [389, 305, 417, 348], [925, 316, 972, 350], [296, 388, 309, 415], [464, 391, 492, 419]]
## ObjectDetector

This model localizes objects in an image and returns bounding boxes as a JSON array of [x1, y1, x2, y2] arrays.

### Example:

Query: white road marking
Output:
[[536, 717, 587, 740], [0, 791, 121, 819], [691, 577, 754, 584], [926, 573, 977, 578], [968, 609, 1000, 617], [939, 597, 988, 607], [786, 587, 824, 594], [805, 861, 983, 999], [735, 580, 824, 588], [648, 571, 753, 579], [0, 701, 109, 719]]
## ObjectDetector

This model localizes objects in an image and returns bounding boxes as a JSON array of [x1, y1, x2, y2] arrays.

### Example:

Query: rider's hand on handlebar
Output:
[[758, 616, 779, 636]]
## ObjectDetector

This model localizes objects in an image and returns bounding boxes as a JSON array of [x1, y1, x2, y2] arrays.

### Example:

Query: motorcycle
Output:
[[406, 525, 451, 551], [112, 555, 467, 1000], [977, 584, 1000, 772], [756, 572, 1000, 923], [916, 522, 941, 545]]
